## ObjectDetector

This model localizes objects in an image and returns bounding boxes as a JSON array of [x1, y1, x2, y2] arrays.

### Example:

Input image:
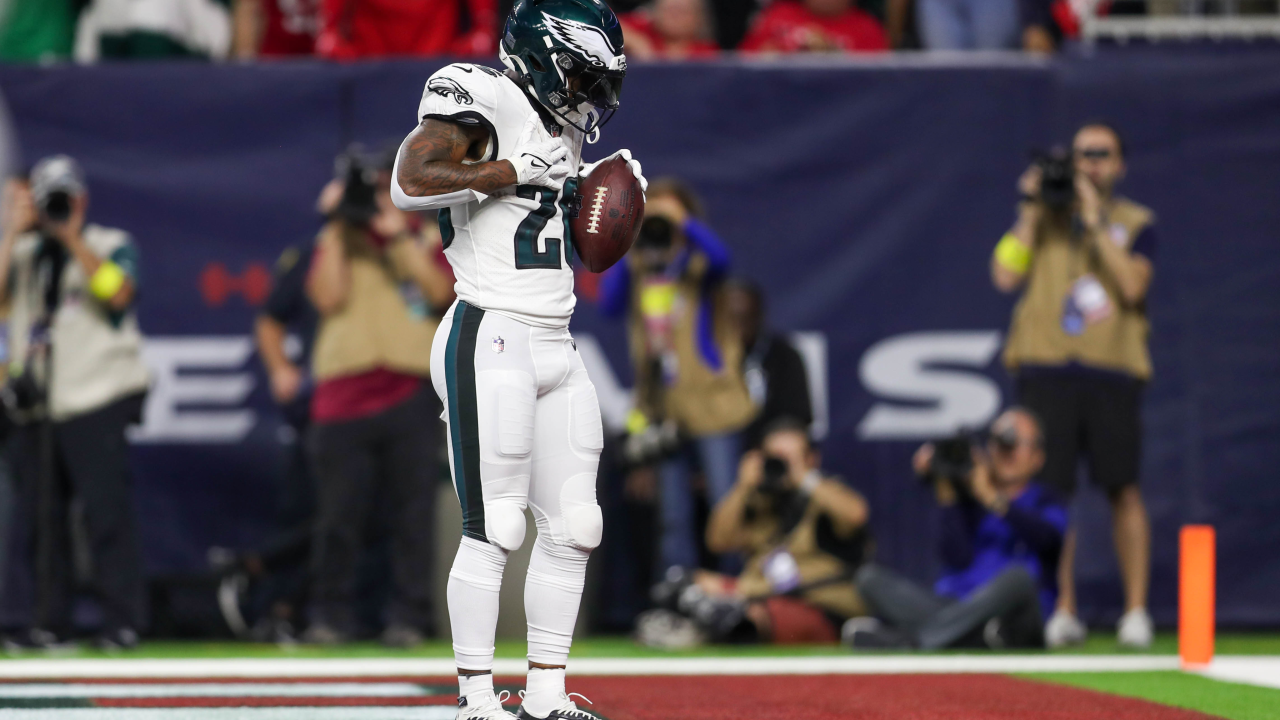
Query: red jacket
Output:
[[317, 0, 496, 59], [261, 0, 319, 57], [619, 13, 720, 59], [740, 1, 888, 53]]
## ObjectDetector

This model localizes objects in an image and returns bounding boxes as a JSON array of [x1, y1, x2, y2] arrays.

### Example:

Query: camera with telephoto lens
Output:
[[925, 431, 978, 499], [1033, 148, 1075, 212], [635, 216, 676, 273], [39, 191, 72, 223], [759, 456, 791, 497], [331, 146, 381, 229]]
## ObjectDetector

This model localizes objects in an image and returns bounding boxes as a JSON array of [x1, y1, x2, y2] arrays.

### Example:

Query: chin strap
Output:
[[587, 126, 601, 145]]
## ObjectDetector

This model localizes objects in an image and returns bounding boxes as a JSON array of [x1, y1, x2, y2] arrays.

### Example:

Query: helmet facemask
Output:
[[547, 51, 624, 136]]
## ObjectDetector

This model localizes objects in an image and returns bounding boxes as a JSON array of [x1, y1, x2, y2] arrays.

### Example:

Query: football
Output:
[[571, 156, 645, 273]]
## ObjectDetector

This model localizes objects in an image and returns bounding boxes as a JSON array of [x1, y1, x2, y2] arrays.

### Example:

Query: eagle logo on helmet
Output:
[[542, 13, 620, 69], [428, 77, 474, 105]]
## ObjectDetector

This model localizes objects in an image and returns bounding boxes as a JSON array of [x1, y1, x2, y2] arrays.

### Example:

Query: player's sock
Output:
[[522, 535, 589, 715], [449, 537, 509, 677], [458, 672, 496, 705], [521, 667, 567, 718]]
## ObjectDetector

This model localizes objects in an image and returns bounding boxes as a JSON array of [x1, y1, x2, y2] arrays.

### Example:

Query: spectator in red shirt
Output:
[[315, 0, 496, 59], [232, 0, 320, 58], [740, 0, 889, 53], [621, 0, 721, 61]]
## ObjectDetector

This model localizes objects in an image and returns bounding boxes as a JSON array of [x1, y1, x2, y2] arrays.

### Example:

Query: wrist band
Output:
[[994, 234, 1032, 275], [89, 261, 127, 302]]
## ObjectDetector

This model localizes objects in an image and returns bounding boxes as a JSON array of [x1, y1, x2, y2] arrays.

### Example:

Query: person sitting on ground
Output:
[[845, 407, 1066, 650], [637, 417, 871, 647]]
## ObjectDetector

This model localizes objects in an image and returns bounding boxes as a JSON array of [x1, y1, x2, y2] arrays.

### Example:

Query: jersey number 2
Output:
[[513, 179, 577, 270]]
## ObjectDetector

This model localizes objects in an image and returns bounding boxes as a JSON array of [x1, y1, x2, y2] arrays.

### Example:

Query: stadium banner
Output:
[[1, 50, 1278, 627]]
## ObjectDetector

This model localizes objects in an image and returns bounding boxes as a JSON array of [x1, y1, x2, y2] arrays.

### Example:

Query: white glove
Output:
[[507, 114, 571, 189], [580, 149, 648, 197]]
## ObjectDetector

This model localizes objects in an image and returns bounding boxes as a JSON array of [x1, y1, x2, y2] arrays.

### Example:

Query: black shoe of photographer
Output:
[[841, 617, 912, 650], [4, 628, 76, 654], [95, 627, 140, 653], [380, 623, 424, 649]]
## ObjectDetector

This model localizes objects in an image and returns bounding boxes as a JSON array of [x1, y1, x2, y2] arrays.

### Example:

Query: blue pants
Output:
[[658, 432, 741, 572], [918, 0, 1021, 50]]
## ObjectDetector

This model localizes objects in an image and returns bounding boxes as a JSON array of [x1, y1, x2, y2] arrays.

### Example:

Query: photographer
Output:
[[599, 178, 757, 574], [992, 122, 1156, 648], [637, 418, 869, 647], [0, 158, 149, 649], [846, 408, 1065, 650], [302, 147, 453, 646]]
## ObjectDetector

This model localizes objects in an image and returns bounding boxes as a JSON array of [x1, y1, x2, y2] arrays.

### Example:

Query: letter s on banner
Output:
[[856, 331, 1002, 440]]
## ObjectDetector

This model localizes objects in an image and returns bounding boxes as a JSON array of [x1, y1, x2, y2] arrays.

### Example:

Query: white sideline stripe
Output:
[[0, 710, 456, 720], [1196, 657, 1280, 689], [0, 682, 431, 698], [0, 655, 1184, 678]]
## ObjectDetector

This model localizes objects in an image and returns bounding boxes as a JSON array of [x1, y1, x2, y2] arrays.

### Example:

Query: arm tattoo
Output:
[[397, 119, 516, 197]]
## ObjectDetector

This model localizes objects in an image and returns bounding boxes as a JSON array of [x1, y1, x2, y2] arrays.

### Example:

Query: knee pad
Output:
[[559, 473, 602, 551], [484, 500, 527, 552]]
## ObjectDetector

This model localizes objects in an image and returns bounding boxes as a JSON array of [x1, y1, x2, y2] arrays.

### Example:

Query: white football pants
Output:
[[431, 300, 604, 671]]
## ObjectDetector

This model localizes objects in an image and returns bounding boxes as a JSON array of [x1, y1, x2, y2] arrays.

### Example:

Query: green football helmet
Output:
[[499, 0, 626, 137]]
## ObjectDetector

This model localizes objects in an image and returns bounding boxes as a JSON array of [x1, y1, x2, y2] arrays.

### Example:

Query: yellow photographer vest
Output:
[[1003, 197, 1155, 381], [310, 223, 437, 381]]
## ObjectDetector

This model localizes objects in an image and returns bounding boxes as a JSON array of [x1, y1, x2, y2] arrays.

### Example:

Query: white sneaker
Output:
[[1117, 608, 1154, 649], [457, 690, 517, 720], [634, 609, 706, 650], [1044, 609, 1088, 649]]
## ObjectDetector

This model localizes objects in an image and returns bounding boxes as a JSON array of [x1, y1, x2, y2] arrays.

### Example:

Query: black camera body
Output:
[[332, 147, 381, 228], [1034, 148, 1075, 212], [759, 456, 791, 497], [634, 216, 676, 273], [925, 431, 979, 500], [39, 190, 73, 223]]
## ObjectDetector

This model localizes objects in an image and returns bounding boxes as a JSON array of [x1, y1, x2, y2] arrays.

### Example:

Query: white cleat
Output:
[[1117, 607, 1154, 649], [457, 690, 518, 720], [1044, 609, 1088, 649], [516, 692, 602, 720]]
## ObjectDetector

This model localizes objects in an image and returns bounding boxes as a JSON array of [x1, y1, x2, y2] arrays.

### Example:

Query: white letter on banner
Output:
[[856, 331, 1002, 440], [129, 336, 257, 444]]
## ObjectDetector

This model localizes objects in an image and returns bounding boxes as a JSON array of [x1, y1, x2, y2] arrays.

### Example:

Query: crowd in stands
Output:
[[3, 0, 1210, 63]]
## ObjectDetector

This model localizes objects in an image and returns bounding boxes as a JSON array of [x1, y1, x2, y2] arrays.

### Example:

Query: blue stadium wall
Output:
[[1, 49, 1277, 628]]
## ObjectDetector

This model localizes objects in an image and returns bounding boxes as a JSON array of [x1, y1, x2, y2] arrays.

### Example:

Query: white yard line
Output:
[[1194, 657, 1280, 689], [0, 682, 433, 697], [0, 710, 457, 720], [0, 655, 1186, 679]]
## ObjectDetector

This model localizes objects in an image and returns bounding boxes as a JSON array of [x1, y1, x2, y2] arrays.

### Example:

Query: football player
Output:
[[390, 1, 646, 719]]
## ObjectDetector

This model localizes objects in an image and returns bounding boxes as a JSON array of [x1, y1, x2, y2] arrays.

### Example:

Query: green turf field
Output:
[[10, 632, 1276, 659], [1025, 672, 1280, 720]]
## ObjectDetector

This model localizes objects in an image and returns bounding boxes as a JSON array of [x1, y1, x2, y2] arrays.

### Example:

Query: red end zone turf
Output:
[[0, 675, 1216, 719], [555, 675, 1218, 720]]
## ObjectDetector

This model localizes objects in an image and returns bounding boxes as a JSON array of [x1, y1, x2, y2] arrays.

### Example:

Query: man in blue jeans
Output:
[[846, 407, 1066, 649], [599, 178, 756, 573]]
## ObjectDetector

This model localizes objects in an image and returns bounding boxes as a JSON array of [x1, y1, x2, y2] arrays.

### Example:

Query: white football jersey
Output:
[[416, 63, 585, 329]]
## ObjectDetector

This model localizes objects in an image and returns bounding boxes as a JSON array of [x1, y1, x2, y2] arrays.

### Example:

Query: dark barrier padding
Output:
[[1, 52, 1277, 627]]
